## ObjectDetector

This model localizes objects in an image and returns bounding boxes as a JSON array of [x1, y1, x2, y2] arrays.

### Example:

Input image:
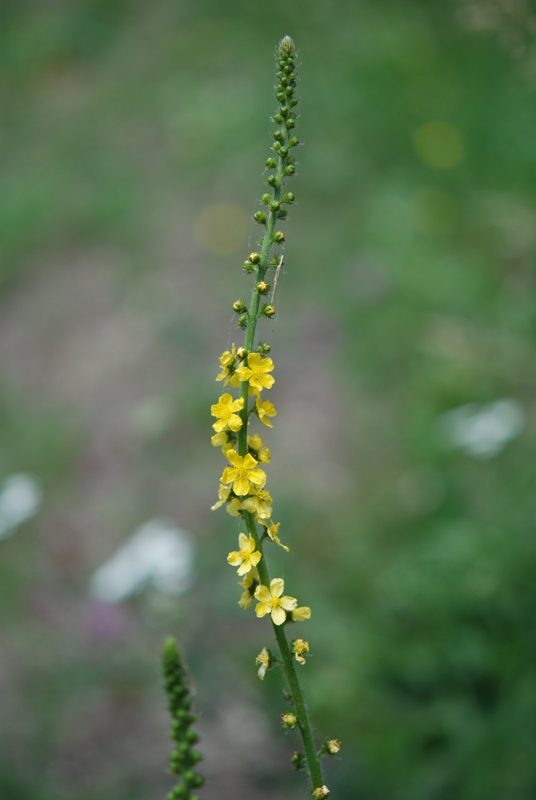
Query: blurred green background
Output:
[[1, 1, 536, 798]]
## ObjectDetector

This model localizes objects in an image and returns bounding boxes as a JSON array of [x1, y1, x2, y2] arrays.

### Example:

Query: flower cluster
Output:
[[211, 345, 311, 626]]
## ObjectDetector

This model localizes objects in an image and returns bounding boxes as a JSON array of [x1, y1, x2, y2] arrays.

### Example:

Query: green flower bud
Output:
[[253, 211, 267, 224], [288, 136, 299, 147], [261, 304, 276, 318], [265, 158, 276, 170], [282, 192, 295, 203], [261, 193, 272, 204], [273, 113, 283, 123], [284, 164, 295, 175], [248, 252, 261, 264], [238, 314, 248, 329], [257, 342, 271, 353], [286, 118, 296, 129], [266, 174, 279, 187], [270, 201, 280, 211], [233, 299, 247, 313], [272, 130, 284, 142], [273, 231, 285, 243], [291, 752, 306, 771]]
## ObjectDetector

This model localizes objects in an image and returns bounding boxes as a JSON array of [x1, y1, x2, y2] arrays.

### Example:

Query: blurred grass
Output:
[[1, 0, 536, 798]]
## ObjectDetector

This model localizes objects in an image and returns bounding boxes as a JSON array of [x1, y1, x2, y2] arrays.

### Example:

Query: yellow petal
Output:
[[233, 475, 250, 496], [254, 585, 271, 603], [250, 550, 261, 567], [270, 578, 285, 598], [280, 595, 297, 611], [226, 449, 241, 467], [220, 466, 236, 485], [248, 469, 266, 487], [242, 453, 258, 470], [271, 607, 287, 626], [238, 532, 250, 550], [255, 602, 270, 618], [227, 413, 243, 432], [227, 551, 241, 566]]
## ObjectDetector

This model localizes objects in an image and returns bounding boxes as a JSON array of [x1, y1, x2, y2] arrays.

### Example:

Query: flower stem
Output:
[[242, 508, 325, 792]]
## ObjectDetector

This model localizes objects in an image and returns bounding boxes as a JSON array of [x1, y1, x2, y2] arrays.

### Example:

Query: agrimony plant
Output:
[[210, 35, 339, 798], [162, 637, 203, 800]]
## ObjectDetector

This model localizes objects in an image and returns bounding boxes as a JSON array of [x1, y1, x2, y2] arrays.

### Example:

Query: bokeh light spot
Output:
[[413, 121, 465, 169], [195, 203, 249, 256]]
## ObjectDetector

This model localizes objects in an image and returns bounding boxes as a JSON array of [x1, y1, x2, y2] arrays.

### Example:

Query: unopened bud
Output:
[[262, 304, 275, 318], [233, 299, 247, 313], [253, 211, 267, 224], [291, 752, 306, 770], [249, 252, 261, 264], [238, 314, 248, 329], [273, 231, 285, 243]]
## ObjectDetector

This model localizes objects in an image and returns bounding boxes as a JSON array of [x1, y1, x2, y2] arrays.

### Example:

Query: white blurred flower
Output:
[[0, 473, 42, 541], [90, 518, 195, 604], [439, 399, 525, 459]]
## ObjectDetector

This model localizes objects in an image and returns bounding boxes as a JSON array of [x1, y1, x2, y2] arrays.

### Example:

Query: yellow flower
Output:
[[226, 497, 243, 517], [313, 786, 330, 799], [326, 739, 341, 755], [211, 484, 231, 511], [292, 606, 311, 622], [292, 638, 309, 665], [256, 396, 277, 427], [248, 433, 262, 450], [211, 393, 244, 432], [221, 450, 266, 496], [267, 521, 289, 552], [227, 533, 262, 576], [236, 353, 275, 393], [256, 646, 271, 679], [216, 346, 242, 388], [238, 568, 259, 609], [254, 578, 297, 626], [257, 446, 271, 463], [211, 431, 235, 455], [248, 433, 270, 463], [281, 711, 297, 729], [242, 487, 273, 520]]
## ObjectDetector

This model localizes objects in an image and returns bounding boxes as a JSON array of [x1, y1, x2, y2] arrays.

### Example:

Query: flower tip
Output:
[[279, 35, 295, 54]]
